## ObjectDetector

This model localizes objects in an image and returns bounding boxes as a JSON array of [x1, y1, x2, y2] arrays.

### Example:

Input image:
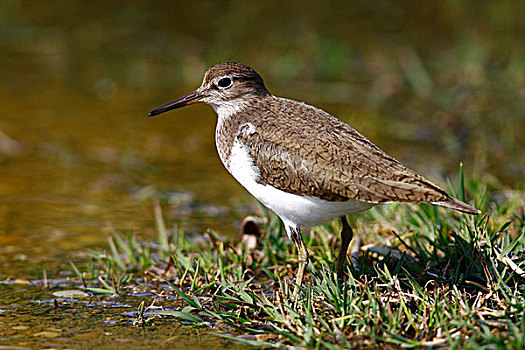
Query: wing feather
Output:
[[235, 97, 451, 204]]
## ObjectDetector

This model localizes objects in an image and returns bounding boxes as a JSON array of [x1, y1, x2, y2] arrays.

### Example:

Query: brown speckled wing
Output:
[[235, 96, 451, 204]]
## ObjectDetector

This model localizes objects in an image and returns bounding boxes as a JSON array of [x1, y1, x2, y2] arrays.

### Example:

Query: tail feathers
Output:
[[432, 197, 481, 215]]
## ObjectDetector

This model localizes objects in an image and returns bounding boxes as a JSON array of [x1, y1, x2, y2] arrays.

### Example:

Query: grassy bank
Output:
[[71, 173, 525, 348]]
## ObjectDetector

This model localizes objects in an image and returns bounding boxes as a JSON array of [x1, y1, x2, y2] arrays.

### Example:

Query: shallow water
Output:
[[0, 278, 249, 349], [0, 1, 523, 348]]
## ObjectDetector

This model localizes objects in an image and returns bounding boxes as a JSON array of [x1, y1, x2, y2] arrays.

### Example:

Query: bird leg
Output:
[[289, 226, 309, 297], [335, 216, 354, 281]]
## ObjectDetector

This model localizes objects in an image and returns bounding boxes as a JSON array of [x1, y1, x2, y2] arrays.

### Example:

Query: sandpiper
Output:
[[149, 62, 480, 291]]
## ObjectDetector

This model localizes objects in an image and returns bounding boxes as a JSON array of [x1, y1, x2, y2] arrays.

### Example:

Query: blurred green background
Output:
[[0, 0, 524, 265]]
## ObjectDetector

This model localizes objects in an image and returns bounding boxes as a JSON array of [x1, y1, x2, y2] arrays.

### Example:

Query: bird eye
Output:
[[217, 77, 233, 89]]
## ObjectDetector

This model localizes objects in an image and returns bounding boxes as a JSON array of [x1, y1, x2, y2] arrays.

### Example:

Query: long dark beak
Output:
[[148, 90, 202, 117]]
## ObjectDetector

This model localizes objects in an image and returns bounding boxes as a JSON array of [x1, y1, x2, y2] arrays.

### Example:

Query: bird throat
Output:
[[213, 99, 251, 169]]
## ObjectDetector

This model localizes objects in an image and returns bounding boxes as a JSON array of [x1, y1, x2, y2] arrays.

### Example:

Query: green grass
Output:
[[71, 173, 525, 348]]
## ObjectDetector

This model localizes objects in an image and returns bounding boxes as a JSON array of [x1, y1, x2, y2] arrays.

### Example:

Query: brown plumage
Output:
[[149, 62, 480, 294], [220, 95, 478, 214]]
